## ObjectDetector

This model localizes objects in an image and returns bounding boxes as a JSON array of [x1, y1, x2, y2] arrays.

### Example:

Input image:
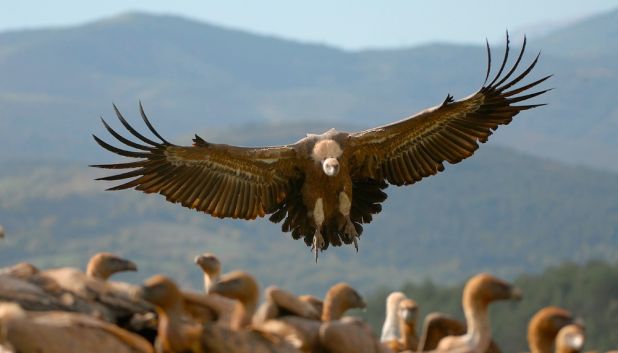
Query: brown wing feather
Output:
[[349, 34, 550, 186], [91, 104, 301, 220]]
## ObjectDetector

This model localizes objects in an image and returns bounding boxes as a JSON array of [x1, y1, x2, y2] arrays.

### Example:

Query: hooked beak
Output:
[[509, 287, 523, 301], [194, 255, 204, 266], [124, 260, 138, 272], [359, 298, 368, 310]]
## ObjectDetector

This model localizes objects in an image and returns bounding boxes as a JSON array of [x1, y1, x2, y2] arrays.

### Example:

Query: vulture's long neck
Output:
[[400, 319, 418, 350], [203, 273, 219, 294], [86, 261, 109, 280], [241, 299, 258, 327], [463, 296, 491, 353], [322, 295, 347, 322], [380, 307, 400, 342], [158, 301, 200, 353], [529, 332, 555, 353]]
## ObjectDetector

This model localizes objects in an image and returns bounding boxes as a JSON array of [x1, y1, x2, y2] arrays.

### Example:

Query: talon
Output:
[[311, 230, 325, 262], [343, 216, 359, 251], [344, 216, 358, 237]]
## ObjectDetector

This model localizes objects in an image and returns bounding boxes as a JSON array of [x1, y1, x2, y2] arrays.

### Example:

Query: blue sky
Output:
[[2, 1, 616, 49]]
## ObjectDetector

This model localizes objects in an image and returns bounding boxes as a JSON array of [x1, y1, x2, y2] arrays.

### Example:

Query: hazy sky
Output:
[[2, 1, 616, 49]]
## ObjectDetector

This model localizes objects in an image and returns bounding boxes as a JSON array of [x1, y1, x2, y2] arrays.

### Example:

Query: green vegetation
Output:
[[362, 260, 618, 351]]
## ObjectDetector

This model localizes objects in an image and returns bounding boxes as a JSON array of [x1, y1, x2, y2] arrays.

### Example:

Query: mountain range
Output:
[[0, 9, 617, 171]]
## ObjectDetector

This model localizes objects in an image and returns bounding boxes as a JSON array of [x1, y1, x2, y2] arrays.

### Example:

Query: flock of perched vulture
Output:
[[0, 251, 612, 353]]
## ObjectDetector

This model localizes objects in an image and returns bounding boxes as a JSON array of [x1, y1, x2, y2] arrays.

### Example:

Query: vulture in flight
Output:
[[92, 35, 550, 260]]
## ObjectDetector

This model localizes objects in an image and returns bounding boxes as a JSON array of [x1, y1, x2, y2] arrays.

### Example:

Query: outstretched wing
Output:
[[92, 104, 301, 220], [348, 35, 550, 185]]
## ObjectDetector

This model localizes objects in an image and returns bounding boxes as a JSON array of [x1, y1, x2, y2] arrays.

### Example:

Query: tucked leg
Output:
[[312, 198, 326, 261], [338, 191, 359, 251]]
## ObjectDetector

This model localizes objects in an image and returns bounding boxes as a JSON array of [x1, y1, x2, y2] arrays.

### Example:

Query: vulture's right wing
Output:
[[92, 104, 301, 220], [348, 35, 550, 186]]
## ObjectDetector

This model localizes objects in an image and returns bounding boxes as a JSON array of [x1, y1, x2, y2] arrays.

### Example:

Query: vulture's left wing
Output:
[[348, 35, 550, 185], [92, 105, 301, 220]]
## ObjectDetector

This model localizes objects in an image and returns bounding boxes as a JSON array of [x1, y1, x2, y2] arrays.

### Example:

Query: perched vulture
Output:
[[527, 306, 576, 353], [381, 291, 407, 350], [430, 273, 521, 353], [256, 282, 367, 352], [0, 302, 154, 353], [194, 252, 222, 294], [92, 34, 549, 259], [395, 298, 420, 351]]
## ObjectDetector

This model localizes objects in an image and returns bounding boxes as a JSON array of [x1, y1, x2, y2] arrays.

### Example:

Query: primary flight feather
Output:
[[92, 35, 550, 260]]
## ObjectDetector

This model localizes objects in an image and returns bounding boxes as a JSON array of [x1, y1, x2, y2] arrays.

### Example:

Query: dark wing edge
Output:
[[349, 33, 551, 186], [91, 103, 300, 220]]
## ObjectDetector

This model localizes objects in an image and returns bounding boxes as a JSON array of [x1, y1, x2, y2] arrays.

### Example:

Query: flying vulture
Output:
[[92, 35, 550, 260]]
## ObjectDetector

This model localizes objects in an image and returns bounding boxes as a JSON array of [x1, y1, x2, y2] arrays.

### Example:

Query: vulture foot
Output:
[[343, 217, 359, 252], [312, 230, 325, 262]]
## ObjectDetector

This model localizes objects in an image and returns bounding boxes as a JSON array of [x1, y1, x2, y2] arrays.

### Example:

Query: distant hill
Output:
[[1, 123, 617, 296], [0, 9, 617, 171], [539, 7, 618, 60]]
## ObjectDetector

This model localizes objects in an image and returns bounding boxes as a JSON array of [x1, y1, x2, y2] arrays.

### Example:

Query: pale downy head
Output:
[[312, 139, 343, 177]]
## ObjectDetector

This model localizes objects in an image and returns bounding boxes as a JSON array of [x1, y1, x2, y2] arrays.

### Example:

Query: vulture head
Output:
[[137, 274, 182, 310], [312, 139, 343, 177], [463, 273, 522, 308], [398, 298, 419, 325], [86, 252, 138, 280], [322, 282, 366, 321], [209, 271, 259, 312], [194, 253, 221, 278]]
